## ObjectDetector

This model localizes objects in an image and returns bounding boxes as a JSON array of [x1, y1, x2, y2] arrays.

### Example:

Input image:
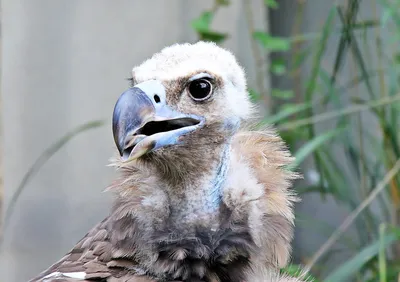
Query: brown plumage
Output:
[[30, 42, 302, 282]]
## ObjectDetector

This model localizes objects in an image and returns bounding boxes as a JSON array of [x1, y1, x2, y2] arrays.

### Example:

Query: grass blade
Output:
[[1, 120, 105, 246], [278, 94, 400, 131], [324, 232, 398, 281], [337, 7, 376, 99], [304, 6, 336, 102], [261, 102, 312, 125], [304, 159, 400, 273], [318, 149, 358, 206], [288, 127, 346, 170], [379, 224, 387, 282]]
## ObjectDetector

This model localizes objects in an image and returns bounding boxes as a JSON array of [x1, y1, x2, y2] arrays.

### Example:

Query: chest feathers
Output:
[[106, 130, 299, 282]]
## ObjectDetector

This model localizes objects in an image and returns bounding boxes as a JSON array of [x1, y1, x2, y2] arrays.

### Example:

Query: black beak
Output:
[[112, 86, 155, 158], [112, 80, 203, 161]]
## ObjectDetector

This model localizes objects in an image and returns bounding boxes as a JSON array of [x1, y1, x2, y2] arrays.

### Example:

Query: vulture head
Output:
[[113, 42, 253, 177], [32, 42, 301, 282]]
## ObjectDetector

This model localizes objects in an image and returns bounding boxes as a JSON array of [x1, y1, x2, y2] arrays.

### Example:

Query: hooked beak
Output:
[[112, 80, 204, 161]]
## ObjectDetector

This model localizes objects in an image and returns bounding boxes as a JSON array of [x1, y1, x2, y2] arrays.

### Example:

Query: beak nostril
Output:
[[154, 94, 161, 103]]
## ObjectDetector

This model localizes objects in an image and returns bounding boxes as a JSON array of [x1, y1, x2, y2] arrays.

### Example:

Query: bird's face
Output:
[[113, 42, 253, 161]]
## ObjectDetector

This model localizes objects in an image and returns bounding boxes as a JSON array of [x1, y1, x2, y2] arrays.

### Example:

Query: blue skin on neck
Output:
[[206, 117, 240, 212], [208, 144, 230, 211]]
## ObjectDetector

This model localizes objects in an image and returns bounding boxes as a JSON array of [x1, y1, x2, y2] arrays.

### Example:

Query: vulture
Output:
[[30, 42, 303, 282]]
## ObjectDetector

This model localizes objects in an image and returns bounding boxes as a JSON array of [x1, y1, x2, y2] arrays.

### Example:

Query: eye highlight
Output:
[[187, 78, 213, 101]]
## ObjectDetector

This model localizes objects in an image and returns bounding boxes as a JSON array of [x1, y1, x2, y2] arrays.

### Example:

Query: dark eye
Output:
[[188, 78, 212, 101]]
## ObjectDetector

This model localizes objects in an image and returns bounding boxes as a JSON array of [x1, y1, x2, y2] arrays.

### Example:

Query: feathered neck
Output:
[[106, 128, 300, 281]]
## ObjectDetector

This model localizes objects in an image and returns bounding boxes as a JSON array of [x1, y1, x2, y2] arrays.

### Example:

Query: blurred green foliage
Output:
[[192, 0, 400, 281]]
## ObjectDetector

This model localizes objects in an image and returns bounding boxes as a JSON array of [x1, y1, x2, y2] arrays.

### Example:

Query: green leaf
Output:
[[253, 31, 290, 52], [271, 59, 287, 75], [191, 11, 228, 43], [271, 89, 294, 99], [325, 232, 399, 282], [264, 0, 278, 9], [287, 127, 347, 170], [198, 30, 228, 43], [191, 11, 213, 32]]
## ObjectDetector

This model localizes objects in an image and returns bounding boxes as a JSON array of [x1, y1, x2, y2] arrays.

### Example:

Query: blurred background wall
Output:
[[0, 1, 268, 281]]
